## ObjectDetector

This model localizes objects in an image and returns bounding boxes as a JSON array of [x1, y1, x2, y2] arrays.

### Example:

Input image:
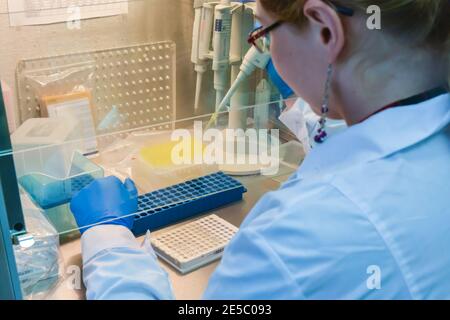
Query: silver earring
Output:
[[314, 64, 333, 144]]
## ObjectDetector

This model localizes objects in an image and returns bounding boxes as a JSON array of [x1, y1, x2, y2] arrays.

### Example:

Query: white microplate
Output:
[[151, 214, 238, 274]]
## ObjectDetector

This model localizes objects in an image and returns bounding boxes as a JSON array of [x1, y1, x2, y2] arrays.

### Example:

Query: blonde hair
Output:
[[260, 0, 450, 85]]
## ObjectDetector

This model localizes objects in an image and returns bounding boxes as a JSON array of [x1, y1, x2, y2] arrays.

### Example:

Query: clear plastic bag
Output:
[[23, 61, 95, 99], [13, 192, 65, 300], [23, 61, 98, 155]]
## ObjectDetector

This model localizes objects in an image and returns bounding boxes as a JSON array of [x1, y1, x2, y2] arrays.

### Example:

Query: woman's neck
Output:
[[334, 49, 448, 126]]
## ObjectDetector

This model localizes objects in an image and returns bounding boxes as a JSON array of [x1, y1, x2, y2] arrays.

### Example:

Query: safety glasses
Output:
[[247, 21, 281, 53], [247, 0, 354, 53]]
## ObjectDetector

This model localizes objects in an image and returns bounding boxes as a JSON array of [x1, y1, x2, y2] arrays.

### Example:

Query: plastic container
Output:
[[17, 151, 104, 209], [131, 132, 218, 192], [45, 204, 80, 243], [11, 117, 104, 209], [11, 117, 83, 179], [11, 116, 81, 146]]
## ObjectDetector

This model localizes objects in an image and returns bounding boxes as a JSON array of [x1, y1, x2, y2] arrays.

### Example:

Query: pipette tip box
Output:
[[18, 152, 104, 209], [133, 172, 247, 236]]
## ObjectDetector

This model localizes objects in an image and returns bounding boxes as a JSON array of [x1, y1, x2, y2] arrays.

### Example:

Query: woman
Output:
[[71, 0, 450, 299]]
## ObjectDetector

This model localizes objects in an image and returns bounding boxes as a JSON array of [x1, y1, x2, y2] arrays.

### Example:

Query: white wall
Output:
[[0, 0, 204, 129]]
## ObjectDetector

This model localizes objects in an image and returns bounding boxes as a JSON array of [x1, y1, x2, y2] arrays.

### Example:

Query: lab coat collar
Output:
[[297, 93, 450, 180]]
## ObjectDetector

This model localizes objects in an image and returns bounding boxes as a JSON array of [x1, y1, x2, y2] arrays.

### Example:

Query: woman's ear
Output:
[[303, 0, 346, 63]]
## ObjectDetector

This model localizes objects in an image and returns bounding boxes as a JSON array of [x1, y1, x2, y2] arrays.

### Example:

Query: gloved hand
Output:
[[266, 59, 294, 99], [70, 176, 138, 234]]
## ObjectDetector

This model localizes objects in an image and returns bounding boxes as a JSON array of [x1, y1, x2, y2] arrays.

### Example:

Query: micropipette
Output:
[[192, 0, 215, 112], [212, 0, 233, 112], [228, 2, 255, 129], [205, 45, 271, 130]]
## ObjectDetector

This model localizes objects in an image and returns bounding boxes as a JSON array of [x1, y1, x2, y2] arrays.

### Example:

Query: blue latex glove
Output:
[[70, 176, 138, 234], [266, 59, 294, 99]]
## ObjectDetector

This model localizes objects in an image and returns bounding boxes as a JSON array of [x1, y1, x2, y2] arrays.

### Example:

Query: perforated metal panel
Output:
[[16, 41, 176, 135]]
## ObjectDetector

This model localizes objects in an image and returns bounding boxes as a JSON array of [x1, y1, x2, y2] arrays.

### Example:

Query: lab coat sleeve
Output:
[[203, 223, 305, 299], [81, 225, 174, 300]]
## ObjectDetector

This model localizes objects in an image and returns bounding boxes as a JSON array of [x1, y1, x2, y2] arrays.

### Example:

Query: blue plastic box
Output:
[[133, 172, 247, 236], [18, 152, 104, 209]]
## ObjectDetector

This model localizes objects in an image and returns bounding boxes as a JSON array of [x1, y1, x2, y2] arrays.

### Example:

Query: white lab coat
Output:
[[81, 93, 450, 299]]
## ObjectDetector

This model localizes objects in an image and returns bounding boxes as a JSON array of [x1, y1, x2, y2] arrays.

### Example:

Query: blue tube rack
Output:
[[133, 172, 247, 236]]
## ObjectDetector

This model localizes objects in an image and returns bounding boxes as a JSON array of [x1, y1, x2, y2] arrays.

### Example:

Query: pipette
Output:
[[192, 0, 214, 112], [212, 0, 233, 112], [205, 45, 271, 130], [228, 2, 254, 129]]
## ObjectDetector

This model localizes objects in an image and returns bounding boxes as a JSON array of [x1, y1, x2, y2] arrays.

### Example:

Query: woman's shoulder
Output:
[[242, 175, 370, 237]]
